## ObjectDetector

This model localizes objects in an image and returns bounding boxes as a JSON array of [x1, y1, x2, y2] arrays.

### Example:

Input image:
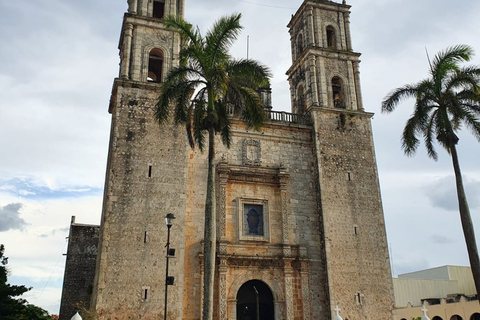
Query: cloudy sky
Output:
[[1, 0, 479, 315]]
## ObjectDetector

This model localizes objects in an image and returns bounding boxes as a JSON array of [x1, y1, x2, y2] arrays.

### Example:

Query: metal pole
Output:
[[253, 286, 259, 320], [164, 225, 172, 320]]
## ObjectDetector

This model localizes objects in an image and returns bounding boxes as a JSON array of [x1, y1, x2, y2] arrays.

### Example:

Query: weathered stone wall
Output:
[[59, 218, 99, 320], [91, 81, 189, 319], [312, 107, 394, 320], [181, 119, 329, 319]]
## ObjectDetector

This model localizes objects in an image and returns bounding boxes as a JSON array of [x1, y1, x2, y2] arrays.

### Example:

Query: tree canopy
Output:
[[0, 244, 57, 320]]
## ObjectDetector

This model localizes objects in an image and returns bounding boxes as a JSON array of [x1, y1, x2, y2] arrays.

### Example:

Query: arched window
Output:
[[148, 48, 164, 83], [332, 76, 345, 108], [470, 314, 480, 320], [153, 0, 165, 19], [297, 33, 304, 56], [297, 84, 305, 113], [450, 315, 463, 320], [432, 316, 444, 320], [326, 26, 336, 49]]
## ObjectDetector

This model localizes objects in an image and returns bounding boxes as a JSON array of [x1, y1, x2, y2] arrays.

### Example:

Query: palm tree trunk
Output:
[[450, 142, 480, 298], [202, 126, 216, 320]]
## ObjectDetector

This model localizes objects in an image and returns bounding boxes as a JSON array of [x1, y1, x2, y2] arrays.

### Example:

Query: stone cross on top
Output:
[[421, 305, 431, 320], [333, 305, 343, 320]]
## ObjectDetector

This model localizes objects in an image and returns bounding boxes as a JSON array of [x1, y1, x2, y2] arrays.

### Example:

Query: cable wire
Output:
[[234, 0, 297, 10], [34, 236, 69, 305]]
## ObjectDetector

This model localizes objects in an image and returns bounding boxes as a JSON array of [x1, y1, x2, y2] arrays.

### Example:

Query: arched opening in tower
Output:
[[332, 76, 345, 108], [148, 48, 164, 83], [326, 26, 336, 49]]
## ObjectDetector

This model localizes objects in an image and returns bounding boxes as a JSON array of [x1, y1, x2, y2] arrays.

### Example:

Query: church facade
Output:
[[59, 0, 395, 319]]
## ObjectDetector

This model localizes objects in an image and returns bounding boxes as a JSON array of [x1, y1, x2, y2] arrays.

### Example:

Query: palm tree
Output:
[[382, 44, 480, 297], [155, 14, 270, 320]]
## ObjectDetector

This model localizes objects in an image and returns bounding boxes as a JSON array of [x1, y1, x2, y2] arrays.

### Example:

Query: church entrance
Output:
[[236, 280, 274, 320]]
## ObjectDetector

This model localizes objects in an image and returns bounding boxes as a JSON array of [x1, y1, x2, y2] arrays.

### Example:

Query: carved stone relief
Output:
[[242, 139, 261, 166]]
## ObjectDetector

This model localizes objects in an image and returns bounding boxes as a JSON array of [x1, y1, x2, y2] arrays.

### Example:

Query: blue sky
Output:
[[1, 0, 480, 315]]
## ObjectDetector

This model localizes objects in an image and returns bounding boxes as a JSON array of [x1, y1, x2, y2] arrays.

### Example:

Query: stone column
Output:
[[219, 259, 228, 320], [138, 0, 147, 16], [338, 13, 347, 51], [300, 260, 312, 320], [306, 6, 315, 47], [217, 162, 228, 245], [228, 298, 237, 319], [121, 23, 133, 79], [130, 27, 141, 81], [284, 265, 294, 320], [317, 57, 328, 107], [308, 55, 319, 108], [128, 0, 137, 14], [279, 169, 291, 256], [346, 60, 358, 110], [344, 12, 352, 51], [353, 61, 364, 110]]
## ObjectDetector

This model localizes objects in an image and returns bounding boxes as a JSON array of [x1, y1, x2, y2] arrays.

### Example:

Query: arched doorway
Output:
[[470, 313, 480, 320], [236, 280, 274, 320]]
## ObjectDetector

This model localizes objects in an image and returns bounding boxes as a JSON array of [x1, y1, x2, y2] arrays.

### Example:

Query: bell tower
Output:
[[90, 0, 189, 318], [118, 0, 184, 83], [286, 1, 395, 319], [287, 0, 363, 114]]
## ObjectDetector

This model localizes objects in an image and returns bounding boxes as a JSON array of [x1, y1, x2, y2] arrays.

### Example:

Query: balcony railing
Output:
[[266, 110, 312, 125], [228, 106, 312, 126]]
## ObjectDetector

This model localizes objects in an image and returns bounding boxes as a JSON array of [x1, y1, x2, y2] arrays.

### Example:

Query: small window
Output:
[[244, 204, 264, 236], [153, 0, 165, 19], [141, 286, 150, 301], [148, 48, 164, 83], [332, 77, 345, 108], [326, 26, 336, 49], [297, 84, 305, 113], [297, 33, 304, 56], [355, 292, 363, 305], [238, 198, 269, 242]]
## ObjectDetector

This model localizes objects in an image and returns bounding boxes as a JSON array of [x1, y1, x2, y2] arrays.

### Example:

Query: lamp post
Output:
[[164, 213, 175, 320]]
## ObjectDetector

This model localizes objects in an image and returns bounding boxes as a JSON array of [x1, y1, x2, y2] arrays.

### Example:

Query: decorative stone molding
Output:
[[217, 163, 289, 187], [218, 166, 228, 240], [242, 139, 261, 166], [225, 256, 285, 268], [219, 259, 228, 320], [285, 275, 294, 320]]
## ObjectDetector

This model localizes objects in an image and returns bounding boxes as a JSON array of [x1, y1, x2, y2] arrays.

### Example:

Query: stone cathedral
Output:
[[59, 0, 395, 319]]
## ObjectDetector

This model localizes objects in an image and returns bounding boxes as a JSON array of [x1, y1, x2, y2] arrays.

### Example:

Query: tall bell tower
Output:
[[91, 0, 189, 318], [287, 0, 363, 113], [287, 1, 395, 319]]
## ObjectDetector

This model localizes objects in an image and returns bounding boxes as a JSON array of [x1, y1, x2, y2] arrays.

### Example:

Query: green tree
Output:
[[0, 244, 57, 320], [155, 13, 270, 320], [381, 44, 480, 296]]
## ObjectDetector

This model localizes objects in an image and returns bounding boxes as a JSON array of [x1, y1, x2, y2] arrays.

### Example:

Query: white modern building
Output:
[[393, 266, 480, 320]]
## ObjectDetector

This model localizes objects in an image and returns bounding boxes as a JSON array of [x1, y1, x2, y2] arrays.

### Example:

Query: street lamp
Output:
[[164, 213, 175, 320]]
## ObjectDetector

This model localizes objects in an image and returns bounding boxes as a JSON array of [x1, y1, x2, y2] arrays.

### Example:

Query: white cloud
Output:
[[424, 175, 480, 211]]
